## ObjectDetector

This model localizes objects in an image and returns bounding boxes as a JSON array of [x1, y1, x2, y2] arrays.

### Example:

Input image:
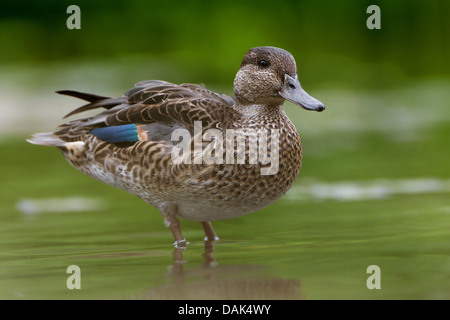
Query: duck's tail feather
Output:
[[56, 90, 110, 103], [27, 132, 66, 147], [56, 90, 126, 119]]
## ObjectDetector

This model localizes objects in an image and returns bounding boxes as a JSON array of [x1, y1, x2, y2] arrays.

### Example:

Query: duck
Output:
[[28, 46, 325, 247]]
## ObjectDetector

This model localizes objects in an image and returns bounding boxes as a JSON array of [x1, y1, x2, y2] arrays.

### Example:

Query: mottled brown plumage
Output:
[[28, 47, 325, 247]]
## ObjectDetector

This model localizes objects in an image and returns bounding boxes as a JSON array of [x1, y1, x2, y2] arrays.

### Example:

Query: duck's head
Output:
[[234, 46, 325, 112]]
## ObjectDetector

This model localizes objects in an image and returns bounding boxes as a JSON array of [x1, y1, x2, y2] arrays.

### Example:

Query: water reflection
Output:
[[128, 240, 302, 300]]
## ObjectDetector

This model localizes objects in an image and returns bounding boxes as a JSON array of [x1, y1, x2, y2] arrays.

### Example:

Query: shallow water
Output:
[[1, 190, 449, 299], [1, 78, 449, 299]]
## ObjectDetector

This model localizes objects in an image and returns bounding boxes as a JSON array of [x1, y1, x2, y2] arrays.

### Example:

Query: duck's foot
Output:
[[201, 221, 219, 242], [204, 235, 220, 241], [173, 239, 190, 249]]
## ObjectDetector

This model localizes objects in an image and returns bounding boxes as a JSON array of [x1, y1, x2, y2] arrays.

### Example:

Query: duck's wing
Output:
[[53, 80, 236, 144]]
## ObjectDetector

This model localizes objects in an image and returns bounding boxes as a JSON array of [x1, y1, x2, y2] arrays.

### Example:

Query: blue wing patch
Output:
[[91, 124, 139, 143]]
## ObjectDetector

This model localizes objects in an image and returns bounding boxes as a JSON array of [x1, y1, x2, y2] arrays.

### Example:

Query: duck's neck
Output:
[[233, 103, 286, 118]]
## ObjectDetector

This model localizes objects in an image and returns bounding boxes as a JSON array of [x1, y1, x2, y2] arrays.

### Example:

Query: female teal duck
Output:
[[28, 47, 325, 247]]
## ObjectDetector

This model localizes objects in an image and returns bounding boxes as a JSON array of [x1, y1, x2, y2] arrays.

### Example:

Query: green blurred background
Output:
[[1, 0, 449, 87], [0, 0, 449, 300]]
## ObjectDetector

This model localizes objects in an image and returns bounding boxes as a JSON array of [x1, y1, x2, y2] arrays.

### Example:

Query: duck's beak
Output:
[[279, 74, 325, 112]]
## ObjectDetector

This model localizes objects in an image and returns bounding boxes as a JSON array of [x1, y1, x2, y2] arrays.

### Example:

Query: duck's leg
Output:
[[160, 203, 188, 247], [169, 218, 189, 247], [201, 221, 219, 241]]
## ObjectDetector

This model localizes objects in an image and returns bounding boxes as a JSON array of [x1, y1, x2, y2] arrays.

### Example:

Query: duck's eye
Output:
[[258, 60, 269, 69]]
